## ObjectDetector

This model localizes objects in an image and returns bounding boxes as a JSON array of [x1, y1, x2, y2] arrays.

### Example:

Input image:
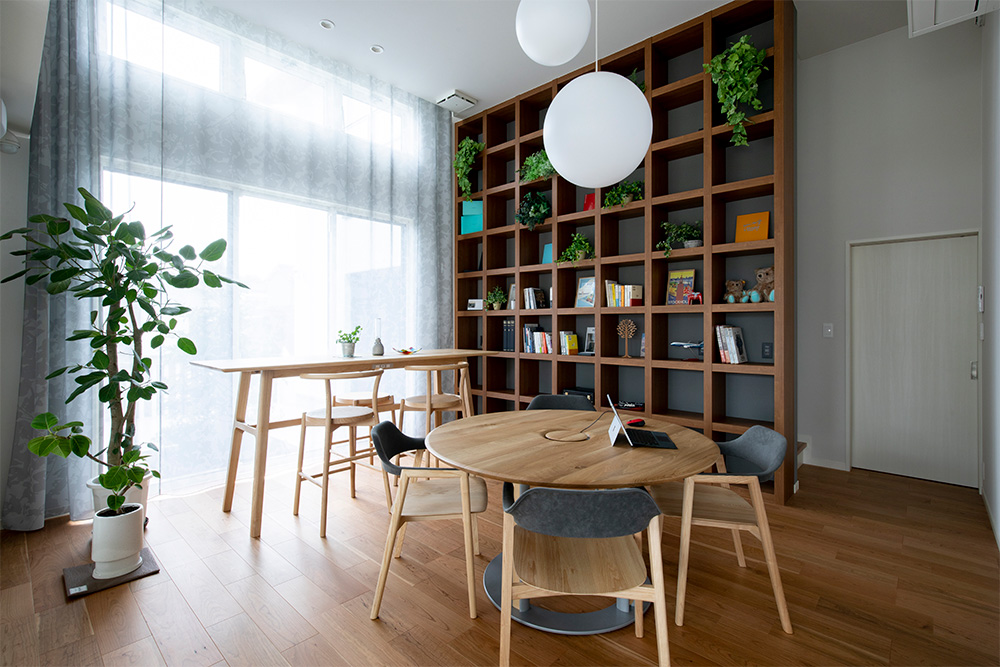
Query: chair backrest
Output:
[[403, 362, 468, 395], [502, 482, 659, 539], [371, 421, 426, 476], [717, 425, 786, 478], [300, 369, 383, 420], [526, 394, 595, 411]]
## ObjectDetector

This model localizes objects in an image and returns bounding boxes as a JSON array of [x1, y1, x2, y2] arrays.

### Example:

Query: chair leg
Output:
[[731, 528, 747, 567], [349, 426, 357, 499], [647, 514, 671, 667], [460, 472, 477, 619], [749, 479, 793, 634], [675, 476, 695, 627], [381, 470, 393, 512], [293, 415, 307, 516], [393, 524, 408, 558], [499, 513, 515, 667], [472, 514, 480, 555], [319, 424, 334, 538], [370, 477, 409, 620]]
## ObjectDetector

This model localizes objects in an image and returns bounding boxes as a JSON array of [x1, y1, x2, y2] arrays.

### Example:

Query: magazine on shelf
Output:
[[667, 269, 696, 305], [735, 211, 770, 243]]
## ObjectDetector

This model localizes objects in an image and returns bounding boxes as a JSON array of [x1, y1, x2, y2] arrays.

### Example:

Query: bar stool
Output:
[[333, 392, 398, 465], [293, 369, 389, 537], [397, 362, 473, 437]]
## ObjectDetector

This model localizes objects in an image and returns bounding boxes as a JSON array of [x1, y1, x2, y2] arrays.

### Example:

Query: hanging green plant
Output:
[[515, 191, 551, 231], [627, 68, 646, 93], [703, 35, 767, 147], [557, 232, 595, 266], [519, 150, 556, 182], [454, 136, 485, 200], [656, 220, 703, 256], [602, 179, 644, 208]]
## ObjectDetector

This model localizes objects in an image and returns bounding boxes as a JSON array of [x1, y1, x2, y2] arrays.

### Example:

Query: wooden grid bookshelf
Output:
[[453, 0, 796, 502]]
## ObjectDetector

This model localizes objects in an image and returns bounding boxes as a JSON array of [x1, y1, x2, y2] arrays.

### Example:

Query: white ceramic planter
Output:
[[88, 472, 151, 524], [683, 239, 703, 248], [341, 342, 356, 357], [91, 503, 144, 579]]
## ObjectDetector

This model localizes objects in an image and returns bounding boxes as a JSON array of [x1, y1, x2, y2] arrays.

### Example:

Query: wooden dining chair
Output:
[[397, 361, 473, 436], [499, 482, 670, 666], [293, 370, 389, 537], [648, 425, 792, 634], [368, 421, 487, 621]]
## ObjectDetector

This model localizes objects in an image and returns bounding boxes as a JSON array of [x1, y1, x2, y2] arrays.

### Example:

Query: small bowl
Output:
[[393, 347, 421, 355]]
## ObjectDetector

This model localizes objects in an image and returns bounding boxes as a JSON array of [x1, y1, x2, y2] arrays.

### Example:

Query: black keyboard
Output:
[[625, 428, 677, 449]]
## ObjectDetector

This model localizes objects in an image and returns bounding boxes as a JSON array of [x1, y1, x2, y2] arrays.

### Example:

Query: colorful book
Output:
[[583, 193, 596, 211], [667, 269, 696, 305], [735, 211, 770, 243]]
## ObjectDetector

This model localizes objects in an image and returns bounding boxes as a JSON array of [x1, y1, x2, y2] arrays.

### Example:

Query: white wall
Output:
[[796, 23, 984, 470], [982, 14, 999, 546], [0, 132, 29, 508]]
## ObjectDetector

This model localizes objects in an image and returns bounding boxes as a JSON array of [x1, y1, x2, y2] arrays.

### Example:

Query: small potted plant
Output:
[[704, 35, 767, 147], [485, 286, 508, 310], [519, 150, 556, 182], [454, 136, 485, 200], [602, 179, 644, 208], [557, 233, 595, 266], [337, 325, 362, 357], [656, 220, 703, 256], [515, 191, 551, 231]]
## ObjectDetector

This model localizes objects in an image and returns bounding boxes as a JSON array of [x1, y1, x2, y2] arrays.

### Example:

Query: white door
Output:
[[850, 234, 979, 487]]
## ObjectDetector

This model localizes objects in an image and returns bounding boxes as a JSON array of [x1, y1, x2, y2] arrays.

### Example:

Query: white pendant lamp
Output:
[[542, 1, 652, 188], [516, 0, 591, 67]]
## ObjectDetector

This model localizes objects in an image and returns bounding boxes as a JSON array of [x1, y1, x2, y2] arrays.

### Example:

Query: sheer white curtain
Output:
[[3, 0, 453, 528]]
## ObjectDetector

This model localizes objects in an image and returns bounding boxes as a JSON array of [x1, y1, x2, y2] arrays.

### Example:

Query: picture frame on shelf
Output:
[[582, 326, 596, 355], [467, 298, 484, 311], [575, 276, 596, 308]]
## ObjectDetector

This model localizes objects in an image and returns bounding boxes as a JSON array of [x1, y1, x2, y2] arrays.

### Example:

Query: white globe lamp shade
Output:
[[543, 71, 652, 189], [516, 0, 591, 67]]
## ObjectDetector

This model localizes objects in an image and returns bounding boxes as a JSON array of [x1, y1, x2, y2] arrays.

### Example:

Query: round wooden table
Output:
[[426, 409, 719, 635]]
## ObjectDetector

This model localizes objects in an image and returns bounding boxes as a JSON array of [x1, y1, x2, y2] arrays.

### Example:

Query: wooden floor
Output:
[[2, 463, 998, 666]]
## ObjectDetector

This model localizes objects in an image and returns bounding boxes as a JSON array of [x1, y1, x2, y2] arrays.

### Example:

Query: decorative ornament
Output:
[[516, 0, 591, 67], [617, 319, 637, 358], [372, 318, 384, 356]]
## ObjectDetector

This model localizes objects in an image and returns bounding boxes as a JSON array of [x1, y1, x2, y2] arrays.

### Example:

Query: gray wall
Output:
[[0, 132, 29, 508], [982, 14, 999, 546], [796, 23, 984, 470]]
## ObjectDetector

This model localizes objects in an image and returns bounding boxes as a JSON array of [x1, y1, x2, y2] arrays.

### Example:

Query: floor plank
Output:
[[206, 612, 290, 667], [102, 635, 167, 667], [84, 584, 151, 656], [131, 580, 222, 666]]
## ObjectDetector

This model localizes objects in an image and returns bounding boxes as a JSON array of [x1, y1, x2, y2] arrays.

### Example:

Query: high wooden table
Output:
[[426, 409, 719, 635], [194, 349, 493, 538]]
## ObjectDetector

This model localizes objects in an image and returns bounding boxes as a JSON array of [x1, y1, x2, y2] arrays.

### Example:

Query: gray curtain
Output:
[[2, 0, 453, 529]]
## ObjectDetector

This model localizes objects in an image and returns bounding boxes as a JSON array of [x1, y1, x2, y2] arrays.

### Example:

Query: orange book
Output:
[[735, 211, 770, 242]]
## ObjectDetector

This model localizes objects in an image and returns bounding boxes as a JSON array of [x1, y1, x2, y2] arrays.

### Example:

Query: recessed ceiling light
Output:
[[319, 19, 335, 30], [370, 44, 384, 54]]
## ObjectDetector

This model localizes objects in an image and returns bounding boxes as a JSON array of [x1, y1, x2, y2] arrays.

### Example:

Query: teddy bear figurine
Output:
[[723, 279, 745, 304], [747, 265, 775, 303]]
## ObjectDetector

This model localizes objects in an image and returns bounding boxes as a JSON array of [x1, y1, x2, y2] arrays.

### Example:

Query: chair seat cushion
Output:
[[400, 476, 488, 517], [513, 528, 647, 595], [723, 453, 774, 482], [649, 482, 756, 526], [401, 394, 463, 410], [304, 406, 375, 425]]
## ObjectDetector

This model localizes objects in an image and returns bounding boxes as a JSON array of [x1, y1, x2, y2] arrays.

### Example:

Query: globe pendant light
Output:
[[542, 0, 652, 189], [516, 0, 591, 67]]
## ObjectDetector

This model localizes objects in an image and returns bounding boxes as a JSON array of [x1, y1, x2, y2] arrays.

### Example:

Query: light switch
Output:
[[822, 323, 833, 338]]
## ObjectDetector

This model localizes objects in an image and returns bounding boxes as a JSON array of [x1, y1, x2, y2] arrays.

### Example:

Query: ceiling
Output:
[[0, 0, 907, 137]]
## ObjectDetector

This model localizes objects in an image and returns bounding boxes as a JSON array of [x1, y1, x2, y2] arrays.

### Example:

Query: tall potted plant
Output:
[[1, 188, 244, 578]]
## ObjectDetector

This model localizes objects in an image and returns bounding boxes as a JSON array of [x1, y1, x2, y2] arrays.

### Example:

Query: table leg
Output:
[[249, 370, 274, 538], [223, 371, 252, 513]]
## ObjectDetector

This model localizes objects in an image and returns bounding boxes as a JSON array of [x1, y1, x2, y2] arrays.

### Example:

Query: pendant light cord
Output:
[[594, 0, 599, 72]]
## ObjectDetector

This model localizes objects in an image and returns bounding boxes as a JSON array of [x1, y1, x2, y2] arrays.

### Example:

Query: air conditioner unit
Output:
[[436, 90, 477, 114], [908, 0, 1000, 37]]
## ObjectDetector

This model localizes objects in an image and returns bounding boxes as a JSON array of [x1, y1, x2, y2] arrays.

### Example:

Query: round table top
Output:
[[425, 410, 720, 488]]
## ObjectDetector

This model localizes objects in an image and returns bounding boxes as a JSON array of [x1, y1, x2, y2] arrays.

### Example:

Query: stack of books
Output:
[[715, 325, 748, 364], [460, 200, 483, 234], [558, 331, 579, 355], [523, 323, 553, 353], [604, 280, 643, 307], [523, 287, 548, 309], [502, 318, 515, 352]]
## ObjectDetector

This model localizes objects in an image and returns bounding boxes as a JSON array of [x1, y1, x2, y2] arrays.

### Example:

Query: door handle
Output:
[[971, 361, 978, 380]]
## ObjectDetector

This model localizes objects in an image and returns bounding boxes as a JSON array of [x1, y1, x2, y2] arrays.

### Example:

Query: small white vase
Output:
[[88, 472, 151, 525], [91, 503, 144, 579]]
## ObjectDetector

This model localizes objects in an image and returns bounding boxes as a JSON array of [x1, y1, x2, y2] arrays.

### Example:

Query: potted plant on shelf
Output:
[[337, 325, 362, 357], [454, 136, 486, 200], [485, 286, 508, 310], [704, 35, 767, 147], [0, 187, 243, 579], [515, 191, 551, 231], [518, 150, 556, 182], [656, 220, 703, 256], [557, 233, 595, 266], [627, 67, 646, 93], [602, 179, 644, 208]]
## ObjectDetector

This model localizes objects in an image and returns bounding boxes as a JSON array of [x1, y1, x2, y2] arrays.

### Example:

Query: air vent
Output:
[[436, 90, 477, 114]]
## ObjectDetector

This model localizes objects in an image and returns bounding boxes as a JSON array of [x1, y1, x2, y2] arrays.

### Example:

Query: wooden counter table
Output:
[[194, 348, 493, 538], [426, 409, 719, 635]]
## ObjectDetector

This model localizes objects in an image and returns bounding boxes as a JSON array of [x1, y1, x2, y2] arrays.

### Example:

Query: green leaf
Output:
[[177, 337, 197, 355], [151, 335, 165, 349], [80, 189, 112, 220], [160, 306, 191, 316], [28, 435, 71, 458], [0, 226, 32, 239], [199, 239, 227, 262], [47, 218, 72, 235], [31, 412, 59, 431], [151, 381, 168, 390], [98, 384, 115, 402], [69, 434, 92, 457], [106, 494, 125, 512], [50, 267, 80, 283], [72, 227, 106, 246], [45, 366, 70, 380], [203, 271, 222, 288], [1, 269, 29, 284], [157, 323, 170, 334], [178, 245, 197, 260], [165, 271, 199, 288], [127, 222, 146, 241], [92, 350, 110, 369], [45, 279, 72, 295]]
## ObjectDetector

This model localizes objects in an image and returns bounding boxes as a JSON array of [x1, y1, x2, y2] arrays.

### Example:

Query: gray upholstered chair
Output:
[[525, 393, 595, 411], [649, 425, 792, 634], [368, 421, 487, 621], [499, 483, 670, 667]]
